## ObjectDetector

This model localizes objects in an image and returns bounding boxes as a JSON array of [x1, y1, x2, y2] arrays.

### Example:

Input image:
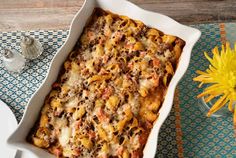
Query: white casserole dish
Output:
[[7, 0, 201, 157]]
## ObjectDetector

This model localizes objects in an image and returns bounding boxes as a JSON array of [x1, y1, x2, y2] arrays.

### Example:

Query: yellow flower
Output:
[[193, 42, 236, 133]]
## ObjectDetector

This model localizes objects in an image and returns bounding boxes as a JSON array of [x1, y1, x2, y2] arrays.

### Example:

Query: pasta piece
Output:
[[106, 64, 120, 74], [50, 98, 61, 109], [127, 37, 136, 44], [39, 114, 48, 127], [106, 95, 120, 110], [133, 42, 144, 51], [174, 44, 182, 60], [49, 90, 58, 98], [130, 118, 139, 128], [144, 110, 158, 122], [61, 84, 70, 95], [165, 61, 174, 75], [101, 143, 109, 153], [71, 61, 80, 72], [138, 87, 148, 97], [97, 125, 108, 141], [117, 119, 127, 132], [32, 137, 49, 148], [95, 44, 104, 57], [162, 35, 176, 44], [80, 137, 93, 150], [146, 28, 160, 37], [73, 107, 85, 120], [95, 99, 104, 108], [64, 61, 71, 70], [124, 106, 133, 121], [85, 59, 95, 73], [123, 149, 130, 158], [88, 74, 112, 84], [114, 77, 123, 87], [119, 16, 131, 30], [105, 14, 113, 25], [63, 146, 74, 157]]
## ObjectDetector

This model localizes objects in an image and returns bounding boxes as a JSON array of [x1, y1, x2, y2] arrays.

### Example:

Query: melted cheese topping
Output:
[[28, 8, 185, 158], [59, 127, 71, 147]]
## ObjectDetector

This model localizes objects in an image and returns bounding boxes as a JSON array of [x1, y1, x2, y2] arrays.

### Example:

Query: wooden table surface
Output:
[[0, 0, 236, 31]]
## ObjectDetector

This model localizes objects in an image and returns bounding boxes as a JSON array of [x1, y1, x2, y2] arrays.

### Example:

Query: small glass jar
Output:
[[198, 95, 232, 117], [20, 35, 43, 60], [1, 48, 26, 74]]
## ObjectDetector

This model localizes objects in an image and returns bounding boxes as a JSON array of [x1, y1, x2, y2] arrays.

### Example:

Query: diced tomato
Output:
[[103, 155, 108, 158], [140, 51, 146, 57], [125, 74, 132, 80], [98, 153, 108, 158], [54, 108, 63, 116], [100, 68, 109, 75], [74, 120, 82, 129], [102, 86, 113, 100], [151, 73, 160, 87], [73, 148, 81, 156], [116, 146, 124, 155], [144, 120, 153, 129], [83, 90, 89, 98], [52, 129, 60, 137], [81, 68, 89, 75], [104, 27, 111, 37], [131, 150, 140, 158], [88, 130, 96, 139], [53, 148, 62, 158], [87, 31, 95, 41], [125, 43, 134, 49], [102, 55, 109, 64], [52, 82, 60, 89], [99, 37, 106, 44], [114, 31, 123, 41], [139, 132, 148, 145], [79, 62, 85, 69], [152, 57, 161, 68], [97, 108, 109, 122], [127, 62, 133, 69]]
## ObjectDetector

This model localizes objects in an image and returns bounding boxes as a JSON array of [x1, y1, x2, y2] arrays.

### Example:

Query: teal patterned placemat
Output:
[[0, 24, 235, 157], [0, 31, 68, 120], [177, 24, 234, 158], [157, 23, 235, 158]]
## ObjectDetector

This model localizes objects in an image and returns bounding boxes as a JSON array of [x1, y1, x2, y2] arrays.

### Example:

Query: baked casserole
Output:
[[28, 8, 185, 158]]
